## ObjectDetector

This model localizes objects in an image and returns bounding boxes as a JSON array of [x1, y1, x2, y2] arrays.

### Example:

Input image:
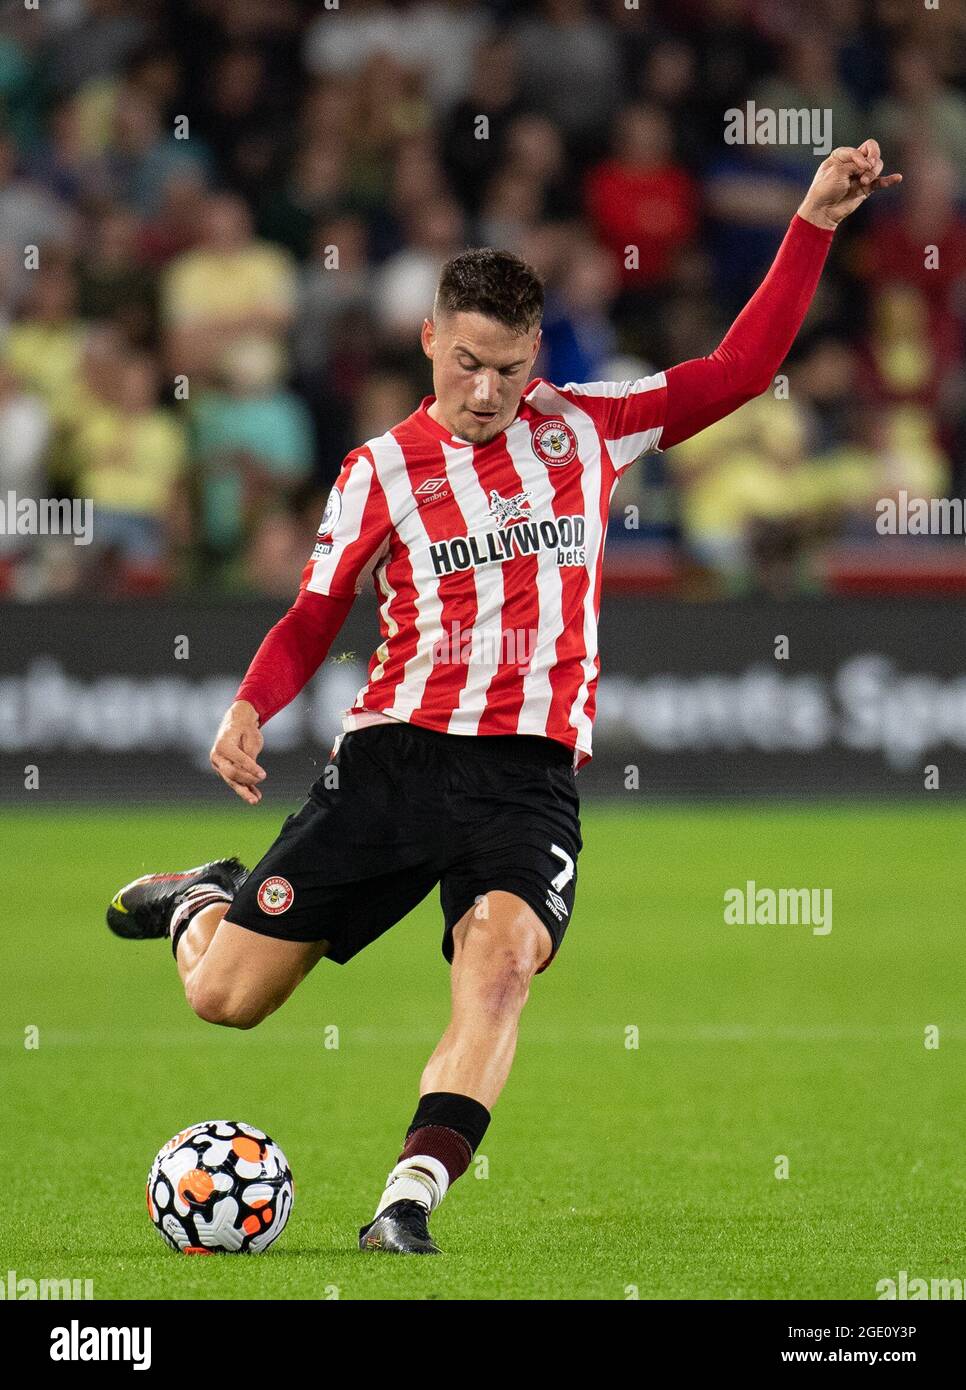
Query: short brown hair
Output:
[[434, 248, 544, 333]]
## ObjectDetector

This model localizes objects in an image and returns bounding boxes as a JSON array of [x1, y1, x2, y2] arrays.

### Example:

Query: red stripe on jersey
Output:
[[362, 525, 420, 714], [408, 442, 478, 725]]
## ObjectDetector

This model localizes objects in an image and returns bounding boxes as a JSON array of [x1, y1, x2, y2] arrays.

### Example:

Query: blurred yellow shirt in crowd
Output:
[[74, 408, 187, 514], [161, 245, 296, 324], [3, 323, 85, 423]]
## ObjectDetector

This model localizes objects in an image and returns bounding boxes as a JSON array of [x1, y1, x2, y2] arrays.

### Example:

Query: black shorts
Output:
[[227, 721, 583, 972]]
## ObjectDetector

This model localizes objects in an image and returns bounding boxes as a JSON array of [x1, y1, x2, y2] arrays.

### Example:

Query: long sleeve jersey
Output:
[[236, 213, 833, 767]]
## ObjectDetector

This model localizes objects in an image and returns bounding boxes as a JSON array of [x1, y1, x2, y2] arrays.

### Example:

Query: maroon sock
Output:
[[397, 1125, 473, 1187]]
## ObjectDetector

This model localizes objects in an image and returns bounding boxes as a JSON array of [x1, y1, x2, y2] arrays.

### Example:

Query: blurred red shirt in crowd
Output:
[[584, 104, 700, 287]]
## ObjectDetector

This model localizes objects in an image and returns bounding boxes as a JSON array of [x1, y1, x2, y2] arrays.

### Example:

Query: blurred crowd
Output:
[[0, 0, 964, 599]]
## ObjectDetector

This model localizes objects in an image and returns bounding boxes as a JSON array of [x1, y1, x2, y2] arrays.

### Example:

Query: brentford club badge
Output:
[[257, 876, 295, 915], [532, 418, 578, 467]]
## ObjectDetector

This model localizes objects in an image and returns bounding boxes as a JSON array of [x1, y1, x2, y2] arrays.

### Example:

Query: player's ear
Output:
[[531, 327, 542, 364], [421, 318, 436, 359]]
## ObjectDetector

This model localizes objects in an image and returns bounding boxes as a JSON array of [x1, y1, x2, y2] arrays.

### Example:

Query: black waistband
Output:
[[350, 721, 574, 769]]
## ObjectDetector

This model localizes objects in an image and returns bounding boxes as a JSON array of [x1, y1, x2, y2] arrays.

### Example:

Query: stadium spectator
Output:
[[0, 360, 51, 591], [41, 0, 149, 99], [872, 44, 966, 188], [3, 258, 85, 429], [190, 337, 314, 573], [539, 238, 619, 385], [161, 191, 296, 380], [294, 213, 375, 388], [93, 82, 210, 218], [0, 132, 75, 318], [303, 0, 492, 115], [439, 34, 523, 216], [513, 0, 623, 154], [72, 350, 187, 585], [77, 204, 157, 345], [584, 104, 700, 290], [752, 33, 864, 176], [372, 193, 464, 340]]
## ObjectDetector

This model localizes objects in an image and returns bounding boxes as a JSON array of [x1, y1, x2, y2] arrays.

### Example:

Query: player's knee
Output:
[[460, 910, 546, 1009], [186, 978, 268, 1030]]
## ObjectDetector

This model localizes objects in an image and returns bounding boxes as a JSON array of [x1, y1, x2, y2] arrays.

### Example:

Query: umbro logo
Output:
[[545, 890, 569, 921], [415, 477, 451, 507]]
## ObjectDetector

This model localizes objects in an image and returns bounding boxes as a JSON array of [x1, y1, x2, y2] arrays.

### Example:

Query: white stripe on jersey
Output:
[[442, 438, 505, 736], [558, 373, 666, 399], [605, 424, 664, 471]]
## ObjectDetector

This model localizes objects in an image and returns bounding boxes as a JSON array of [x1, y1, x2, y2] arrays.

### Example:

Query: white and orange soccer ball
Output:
[[146, 1121, 294, 1254]]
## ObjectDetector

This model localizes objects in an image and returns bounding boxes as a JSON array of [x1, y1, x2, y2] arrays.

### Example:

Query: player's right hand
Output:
[[210, 701, 267, 805]]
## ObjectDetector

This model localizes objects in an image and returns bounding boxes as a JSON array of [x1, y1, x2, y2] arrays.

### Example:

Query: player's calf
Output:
[[104, 857, 278, 1029], [360, 895, 549, 1254]]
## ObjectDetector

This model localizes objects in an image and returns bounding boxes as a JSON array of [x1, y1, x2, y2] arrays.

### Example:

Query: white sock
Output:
[[169, 883, 233, 942], [373, 1155, 450, 1218]]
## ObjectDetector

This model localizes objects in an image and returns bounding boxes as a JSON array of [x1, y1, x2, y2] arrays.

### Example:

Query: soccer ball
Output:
[[146, 1120, 294, 1254]]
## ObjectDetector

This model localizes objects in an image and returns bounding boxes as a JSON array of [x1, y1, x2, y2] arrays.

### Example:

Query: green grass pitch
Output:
[[2, 801, 964, 1301]]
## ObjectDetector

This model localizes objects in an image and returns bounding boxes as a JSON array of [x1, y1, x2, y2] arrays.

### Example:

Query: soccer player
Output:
[[107, 143, 899, 1253]]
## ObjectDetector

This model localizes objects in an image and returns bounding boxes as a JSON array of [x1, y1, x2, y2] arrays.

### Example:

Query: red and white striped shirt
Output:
[[237, 213, 833, 768], [304, 375, 667, 766]]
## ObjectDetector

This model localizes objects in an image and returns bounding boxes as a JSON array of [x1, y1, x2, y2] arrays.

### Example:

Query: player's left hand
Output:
[[797, 140, 902, 229]]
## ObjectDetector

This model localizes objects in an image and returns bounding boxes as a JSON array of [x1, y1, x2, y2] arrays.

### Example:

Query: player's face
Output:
[[421, 311, 542, 443]]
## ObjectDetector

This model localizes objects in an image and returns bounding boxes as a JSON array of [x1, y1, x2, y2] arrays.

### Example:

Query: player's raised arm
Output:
[[660, 140, 901, 450], [209, 447, 392, 804]]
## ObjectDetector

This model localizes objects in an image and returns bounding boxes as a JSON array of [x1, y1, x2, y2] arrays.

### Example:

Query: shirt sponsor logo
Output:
[[428, 513, 586, 575], [532, 418, 578, 467]]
